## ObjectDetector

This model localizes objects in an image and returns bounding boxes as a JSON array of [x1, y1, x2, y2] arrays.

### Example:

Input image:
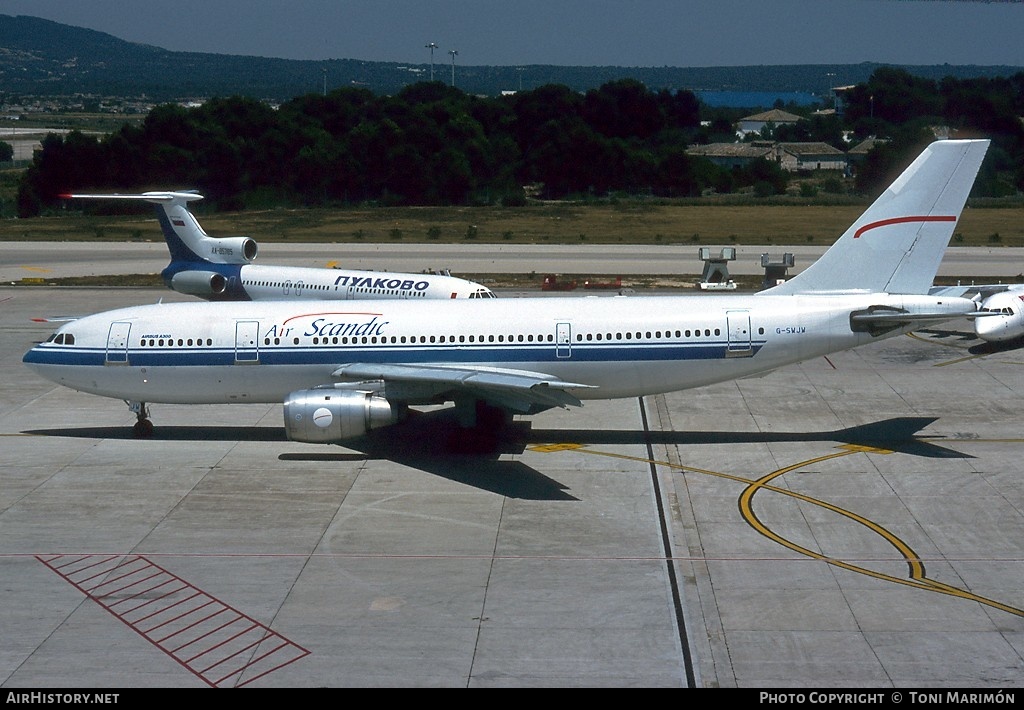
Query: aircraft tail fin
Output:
[[764, 139, 989, 296], [60, 191, 257, 265]]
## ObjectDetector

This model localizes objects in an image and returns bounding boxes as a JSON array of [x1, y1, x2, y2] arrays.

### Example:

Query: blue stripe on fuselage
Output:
[[24, 341, 766, 368]]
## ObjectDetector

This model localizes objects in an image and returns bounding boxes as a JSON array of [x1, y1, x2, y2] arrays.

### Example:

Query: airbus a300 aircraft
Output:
[[29, 140, 989, 441], [61, 191, 496, 301]]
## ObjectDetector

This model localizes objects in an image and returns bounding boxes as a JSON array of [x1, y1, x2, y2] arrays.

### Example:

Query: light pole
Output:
[[449, 49, 458, 87], [426, 42, 438, 81]]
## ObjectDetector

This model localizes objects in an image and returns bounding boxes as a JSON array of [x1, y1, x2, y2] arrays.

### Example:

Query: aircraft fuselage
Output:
[[24, 292, 976, 405]]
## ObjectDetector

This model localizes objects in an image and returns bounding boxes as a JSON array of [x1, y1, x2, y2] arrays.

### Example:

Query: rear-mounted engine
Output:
[[169, 270, 227, 295]]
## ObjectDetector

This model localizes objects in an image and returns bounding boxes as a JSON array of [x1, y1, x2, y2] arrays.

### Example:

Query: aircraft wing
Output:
[[331, 363, 597, 411], [928, 283, 1020, 301]]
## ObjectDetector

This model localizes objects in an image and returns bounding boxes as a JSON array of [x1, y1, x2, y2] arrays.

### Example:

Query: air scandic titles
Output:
[[29, 140, 990, 442], [60, 190, 496, 301]]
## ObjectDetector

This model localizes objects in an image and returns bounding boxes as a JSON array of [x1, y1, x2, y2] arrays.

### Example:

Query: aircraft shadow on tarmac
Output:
[[967, 340, 1024, 355], [26, 412, 969, 500], [915, 326, 1024, 355]]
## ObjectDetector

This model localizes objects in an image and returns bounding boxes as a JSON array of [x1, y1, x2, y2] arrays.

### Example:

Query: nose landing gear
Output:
[[127, 401, 153, 438]]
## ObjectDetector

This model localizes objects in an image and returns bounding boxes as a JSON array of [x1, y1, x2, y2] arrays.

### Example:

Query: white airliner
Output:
[[60, 191, 496, 301], [928, 283, 1024, 343], [29, 140, 990, 441]]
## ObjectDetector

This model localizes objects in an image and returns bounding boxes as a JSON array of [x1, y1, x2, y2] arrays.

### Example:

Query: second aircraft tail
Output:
[[61, 191, 258, 266]]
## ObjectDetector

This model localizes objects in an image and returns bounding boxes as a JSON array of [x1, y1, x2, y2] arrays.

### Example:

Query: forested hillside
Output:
[[14, 66, 1024, 217], [3, 14, 1022, 100]]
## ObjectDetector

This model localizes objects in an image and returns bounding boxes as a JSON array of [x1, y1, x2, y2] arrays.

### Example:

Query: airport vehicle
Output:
[[541, 274, 578, 291], [28, 140, 989, 441], [928, 283, 1024, 343], [60, 191, 496, 301], [582, 276, 623, 290]]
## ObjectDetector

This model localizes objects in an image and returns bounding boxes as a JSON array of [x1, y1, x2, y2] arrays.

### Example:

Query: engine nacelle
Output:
[[283, 389, 401, 443], [204, 236, 258, 264], [169, 270, 228, 296]]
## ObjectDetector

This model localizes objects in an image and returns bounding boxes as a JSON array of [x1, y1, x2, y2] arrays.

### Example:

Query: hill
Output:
[[2, 14, 1023, 103]]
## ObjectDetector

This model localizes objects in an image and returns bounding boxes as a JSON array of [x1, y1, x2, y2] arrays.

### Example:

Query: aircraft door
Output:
[[294, 280, 304, 296], [105, 321, 131, 364], [556, 322, 572, 358], [234, 320, 260, 363], [726, 310, 753, 357]]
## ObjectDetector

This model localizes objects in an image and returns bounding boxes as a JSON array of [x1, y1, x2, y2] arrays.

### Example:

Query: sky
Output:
[[4, 0, 1024, 68]]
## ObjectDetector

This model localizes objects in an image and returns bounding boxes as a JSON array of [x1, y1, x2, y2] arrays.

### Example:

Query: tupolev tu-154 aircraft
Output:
[[28, 140, 990, 441], [60, 191, 496, 301]]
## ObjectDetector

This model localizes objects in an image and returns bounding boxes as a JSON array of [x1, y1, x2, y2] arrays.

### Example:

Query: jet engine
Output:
[[169, 270, 228, 296], [204, 236, 258, 264], [283, 389, 402, 443]]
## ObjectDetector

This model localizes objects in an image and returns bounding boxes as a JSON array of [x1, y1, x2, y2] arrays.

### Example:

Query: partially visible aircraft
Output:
[[928, 283, 1024, 343], [29, 140, 990, 441], [60, 191, 496, 301]]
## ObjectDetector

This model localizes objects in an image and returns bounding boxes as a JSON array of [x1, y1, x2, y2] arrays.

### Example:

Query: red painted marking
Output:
[[854, 215, 956, 238], [282, 310, 382, 325], [37, 554, 310, 687]]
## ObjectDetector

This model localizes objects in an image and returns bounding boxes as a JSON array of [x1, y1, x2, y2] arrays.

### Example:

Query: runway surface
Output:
[[3, 241, 1023, 283], [2, 282, 1023, 688]]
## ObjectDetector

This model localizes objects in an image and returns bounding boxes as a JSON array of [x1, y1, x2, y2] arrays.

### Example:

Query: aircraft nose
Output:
[[976, 315, 1008, 342]]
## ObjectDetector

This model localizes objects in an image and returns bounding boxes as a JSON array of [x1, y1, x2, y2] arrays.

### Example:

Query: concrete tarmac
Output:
[[1, 285, 1023, 688]]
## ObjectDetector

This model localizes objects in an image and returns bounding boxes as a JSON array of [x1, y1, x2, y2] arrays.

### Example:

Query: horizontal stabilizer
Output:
[[850, 311, 974, 325], [61, 191, 204, 205]]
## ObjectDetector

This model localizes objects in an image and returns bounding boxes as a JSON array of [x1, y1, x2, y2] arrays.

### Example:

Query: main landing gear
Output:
[[448, 399, 511, 452], [127, 401, 153, 438]]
